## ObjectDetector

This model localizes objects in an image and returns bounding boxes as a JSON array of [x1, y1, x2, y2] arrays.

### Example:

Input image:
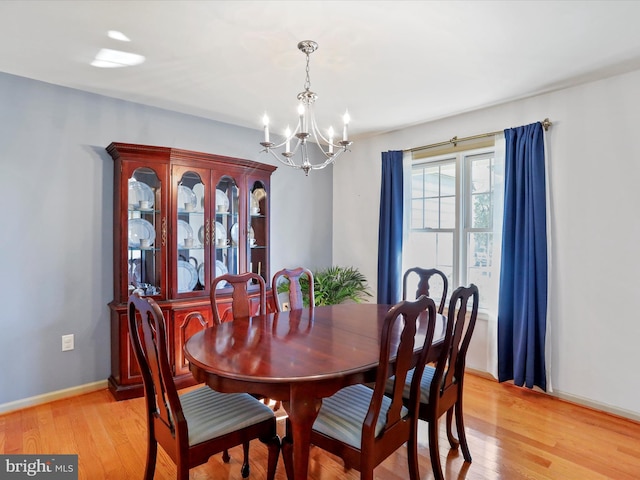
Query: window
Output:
[[405, 146, 499, 308]]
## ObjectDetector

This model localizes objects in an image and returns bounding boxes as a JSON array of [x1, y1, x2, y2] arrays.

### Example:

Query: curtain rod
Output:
[[405, 118, 552, 153]]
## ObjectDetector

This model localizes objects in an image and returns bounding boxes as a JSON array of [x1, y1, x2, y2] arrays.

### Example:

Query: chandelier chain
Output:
[[303, 52, 311, 93]]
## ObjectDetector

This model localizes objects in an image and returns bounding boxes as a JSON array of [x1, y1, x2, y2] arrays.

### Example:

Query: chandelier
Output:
[[260, 40, 352, 176]]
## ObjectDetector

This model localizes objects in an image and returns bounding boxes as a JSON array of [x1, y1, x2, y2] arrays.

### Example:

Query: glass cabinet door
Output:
[[248, 181, 268, 283], [175, 170, 207, 295], [214, 176, 240, 286], [128, 167, 162, 297]]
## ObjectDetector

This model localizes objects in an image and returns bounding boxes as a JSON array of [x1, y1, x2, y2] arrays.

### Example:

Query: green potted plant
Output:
[[277, 266, 372, 307]]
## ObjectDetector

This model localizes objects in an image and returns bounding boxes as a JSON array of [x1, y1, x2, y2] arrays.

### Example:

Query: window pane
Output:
[[440, 196, 456, 228], [440, 163, 456, 196], [467, 232, 494, 305], [424, 167, 440, 197], [471, 158, 492, 193], [411, 199, 424, 229], [424, 198, 439, 228], [471, 192, 492, 228], [411, 170, 424, 198]]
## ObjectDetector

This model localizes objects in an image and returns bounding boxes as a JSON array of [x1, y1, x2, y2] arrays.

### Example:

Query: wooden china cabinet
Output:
[[107, 142, 276, 400]]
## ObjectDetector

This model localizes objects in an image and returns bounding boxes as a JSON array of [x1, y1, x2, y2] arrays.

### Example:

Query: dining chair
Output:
[[389, 283, 479, 480], [127, 292, 280, 480], [271, 267, 314, 311], [282, 295, 438, 480], [403, 267, 449, 314], [211, 272, 267, 324]]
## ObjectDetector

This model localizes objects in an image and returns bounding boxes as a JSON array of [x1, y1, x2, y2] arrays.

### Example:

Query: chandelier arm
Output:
[[264, 147, 302, 169], [306, 109, 337, 160]]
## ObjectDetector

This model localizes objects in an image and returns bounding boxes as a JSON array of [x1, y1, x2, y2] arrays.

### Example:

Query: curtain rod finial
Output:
[[542, 118, 552, 131]]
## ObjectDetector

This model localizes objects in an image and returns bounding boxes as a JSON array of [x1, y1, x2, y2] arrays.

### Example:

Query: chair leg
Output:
[[446, 407, 460, 449], [176, 459, 189, 480], [241, 441, 250, 478], [455, 398, 472, 463], [264, 434, 281, 480], [428, 420, 444, 480], [222, 449, 230, 463], [407, 424, 420, 480], [143, 439, 157, 480]]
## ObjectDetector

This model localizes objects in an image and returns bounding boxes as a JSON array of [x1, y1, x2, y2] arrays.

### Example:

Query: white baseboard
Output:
[[0, 380, 108, 415], [467, 370, 640, 423], [551, 389, 640, 423]]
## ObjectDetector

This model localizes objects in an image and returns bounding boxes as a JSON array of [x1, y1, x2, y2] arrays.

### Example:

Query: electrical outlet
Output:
[[62, 334, 74, 351]]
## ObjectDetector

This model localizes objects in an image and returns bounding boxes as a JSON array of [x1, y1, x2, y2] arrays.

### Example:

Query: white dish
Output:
[[198, 225, 205, 244], [197, 263, 205, 286], [128, 180, 154, 209], [178, 185, 197, 211], [177, 260, 198, 292], [216, 189, 229, 212], [177, 220, 194, 247], [230, 223, 254, 245], [128, 218, 156, 248], [215, 221, 227, 242], [192, 183, 205, 210], [215, 260, 228, 289]]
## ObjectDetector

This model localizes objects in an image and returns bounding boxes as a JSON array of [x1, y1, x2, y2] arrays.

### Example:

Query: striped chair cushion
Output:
[[385, 365, 436, 404], [312, 384, 408, 449], [179, 386, 275, 446]]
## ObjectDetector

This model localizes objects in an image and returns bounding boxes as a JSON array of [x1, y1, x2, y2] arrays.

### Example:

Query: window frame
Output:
[[406, 145, 496, 306]]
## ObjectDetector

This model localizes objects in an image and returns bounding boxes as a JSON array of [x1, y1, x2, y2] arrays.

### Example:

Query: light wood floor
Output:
[[1, 374, 639, 479]]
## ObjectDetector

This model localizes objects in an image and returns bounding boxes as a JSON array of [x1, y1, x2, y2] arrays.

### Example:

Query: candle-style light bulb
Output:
[[328, 126, 334, 153], [342, 110, 350, 141], [262, 113, 270, 142], [298, 104, 306, 133], [285, 126, 291, 153]]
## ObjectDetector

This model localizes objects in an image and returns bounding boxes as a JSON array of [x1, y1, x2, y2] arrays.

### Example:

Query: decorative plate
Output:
[[178, 185, 197, 211], [252, 188, 267, 202], [128, 218, 156, 248], [192, 182, 205, 210], [177, 260, 198, 292], [197, 263, 205, 286], [198, 225, 205, 244], [128, 180, 154, 209], [177, 220, 194, 247], [250, 193, 259, 212], [230, 223, 254, 245], [215, 260, 228, 289], [215, 221, 227, 242], [216, 189, 229, 212]]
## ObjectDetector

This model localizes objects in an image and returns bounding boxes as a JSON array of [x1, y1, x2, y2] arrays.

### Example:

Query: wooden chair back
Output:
[[305, 295, 438, 478], [421, 283, 479, 479], [128, 293, 183, 453], [271, 267, 314, 311], [403, 267, 449, 314], [127, 292, 281, 479], [434, 284, 479, 410], [211, 272, 267, 324]]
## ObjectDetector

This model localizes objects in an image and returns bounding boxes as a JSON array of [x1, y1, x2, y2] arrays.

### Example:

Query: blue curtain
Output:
[[377, 151, 403, 304], [497, 122, 548, 391]]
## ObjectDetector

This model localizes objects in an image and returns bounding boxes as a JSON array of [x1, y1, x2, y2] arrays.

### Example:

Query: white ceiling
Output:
[[2, 1, 640, 138]]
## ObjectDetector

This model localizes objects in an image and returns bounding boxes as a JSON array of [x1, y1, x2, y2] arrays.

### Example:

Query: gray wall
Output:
[[333, 68, 640, 420], [0, 72, 332, 405]]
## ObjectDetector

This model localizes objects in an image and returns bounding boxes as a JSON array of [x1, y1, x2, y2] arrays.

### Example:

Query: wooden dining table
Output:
[[184, 302, 446, 480]]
